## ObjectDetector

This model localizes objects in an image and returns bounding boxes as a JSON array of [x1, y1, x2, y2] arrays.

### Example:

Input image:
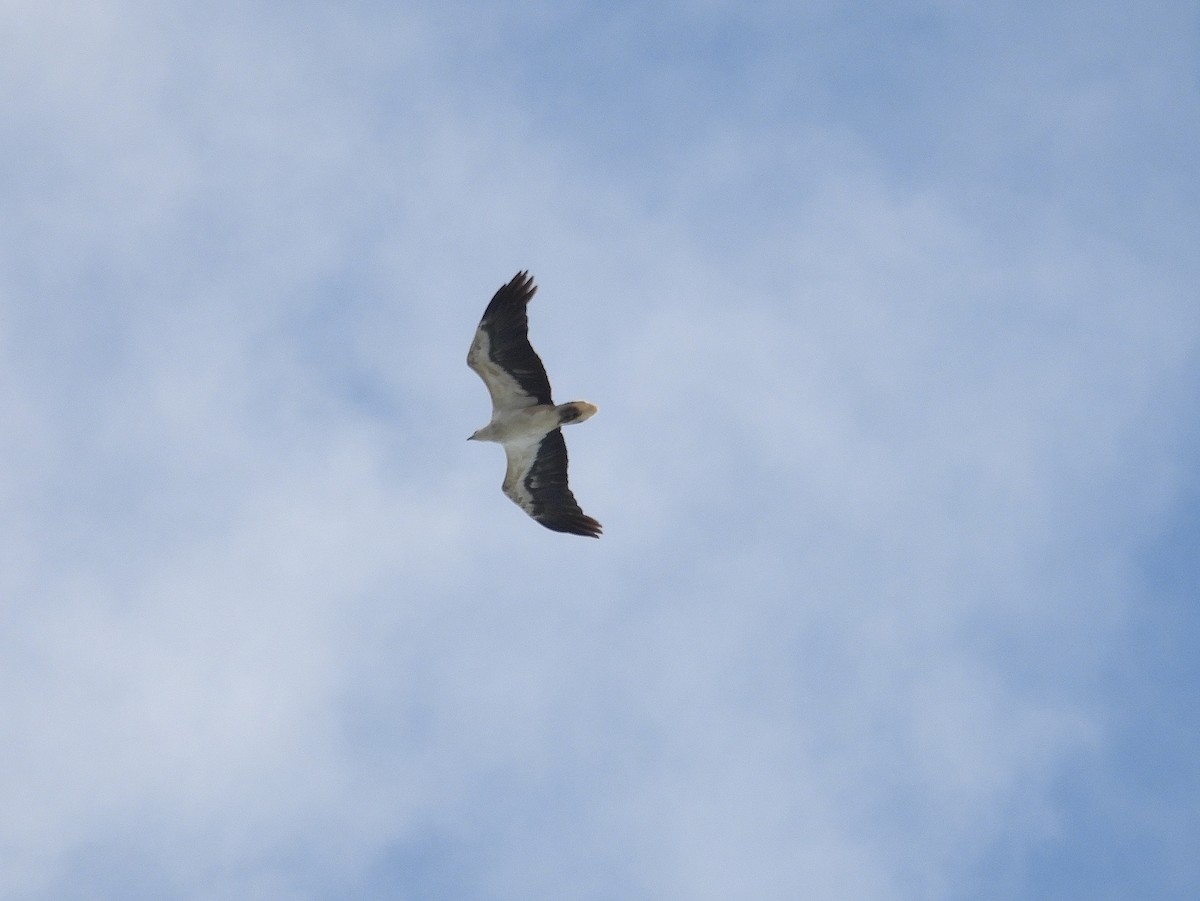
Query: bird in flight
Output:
[[467, 271, 602, 537]]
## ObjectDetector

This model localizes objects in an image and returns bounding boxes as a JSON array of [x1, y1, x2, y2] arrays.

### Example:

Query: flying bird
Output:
[[467, 271, 602, 537]]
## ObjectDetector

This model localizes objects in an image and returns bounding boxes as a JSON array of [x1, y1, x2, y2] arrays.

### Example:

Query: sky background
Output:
[[2, 1, 1198, 899]]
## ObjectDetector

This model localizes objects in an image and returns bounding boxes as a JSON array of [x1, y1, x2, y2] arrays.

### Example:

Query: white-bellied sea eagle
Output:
[[467, 271, 602, 538]]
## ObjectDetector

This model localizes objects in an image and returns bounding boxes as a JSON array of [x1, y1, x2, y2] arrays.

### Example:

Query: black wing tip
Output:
[[497, 270, 537, 304], [508, 271, 537, 306], [535, 511, 603, 538], [478, 270, 538, 328]]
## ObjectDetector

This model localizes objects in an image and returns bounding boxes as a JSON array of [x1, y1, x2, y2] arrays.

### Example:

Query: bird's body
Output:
[[468, 403, 566, 445], [467, 271, 602, 537]]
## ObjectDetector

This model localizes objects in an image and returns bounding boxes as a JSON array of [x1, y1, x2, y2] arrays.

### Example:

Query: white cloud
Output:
[[1, 1, 1197, 899]]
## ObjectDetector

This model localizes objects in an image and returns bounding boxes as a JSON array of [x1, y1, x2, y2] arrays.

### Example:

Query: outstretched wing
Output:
[[502, 429, 602, 538], [467, 271, 553, 412]]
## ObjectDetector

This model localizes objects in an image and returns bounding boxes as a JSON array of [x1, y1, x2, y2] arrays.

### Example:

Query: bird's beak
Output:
[[466, 435, 475, 441]]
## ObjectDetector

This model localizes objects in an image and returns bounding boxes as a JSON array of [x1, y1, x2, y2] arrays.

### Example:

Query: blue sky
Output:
[[2, 1, 1198, 898]]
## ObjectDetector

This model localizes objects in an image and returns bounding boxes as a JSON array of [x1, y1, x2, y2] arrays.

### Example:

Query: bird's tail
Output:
[[557, 401, 598, 426]]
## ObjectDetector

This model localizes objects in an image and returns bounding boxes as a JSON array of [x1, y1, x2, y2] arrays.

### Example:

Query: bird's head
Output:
[[468, 423, 496, 442]]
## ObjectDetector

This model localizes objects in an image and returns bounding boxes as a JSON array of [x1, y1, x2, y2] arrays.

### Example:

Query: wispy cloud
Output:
[[1, 1, 1197, 899]]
